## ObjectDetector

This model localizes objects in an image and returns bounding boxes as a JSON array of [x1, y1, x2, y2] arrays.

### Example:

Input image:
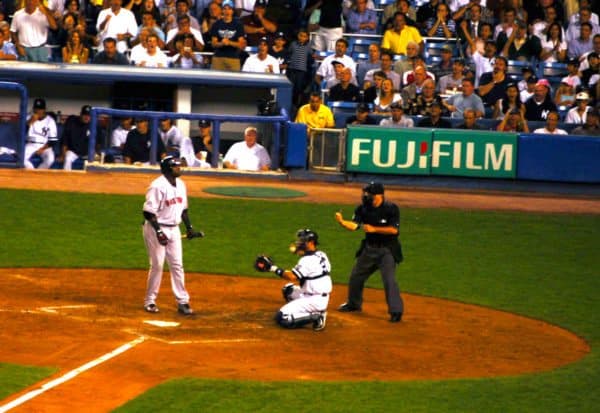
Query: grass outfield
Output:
[[0, 189, 599, 412]]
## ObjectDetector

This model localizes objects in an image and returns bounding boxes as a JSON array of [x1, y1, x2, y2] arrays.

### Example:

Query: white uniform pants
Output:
[[63, 150, 80, 170], [24, 143, 54, 169], [143, 222, 190, 306], [279, 285, 329, 325]]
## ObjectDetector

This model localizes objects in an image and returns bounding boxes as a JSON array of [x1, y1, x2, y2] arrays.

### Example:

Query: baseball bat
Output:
[[181, 231, 205, 239]]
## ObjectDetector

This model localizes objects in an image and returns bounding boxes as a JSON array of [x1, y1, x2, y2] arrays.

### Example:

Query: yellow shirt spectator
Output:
[[295, 93, 335, 129], [380, 12, 423, 56]]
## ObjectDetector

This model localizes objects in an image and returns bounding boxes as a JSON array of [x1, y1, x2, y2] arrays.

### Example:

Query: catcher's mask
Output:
[[160, 156, 182, 176], [362, 182, 384, 207], [289, 228, 318, 254]]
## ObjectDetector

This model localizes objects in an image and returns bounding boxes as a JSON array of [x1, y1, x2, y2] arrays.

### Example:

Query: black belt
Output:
[[159, 223, 177, 227], [366, 241, 390, 248]]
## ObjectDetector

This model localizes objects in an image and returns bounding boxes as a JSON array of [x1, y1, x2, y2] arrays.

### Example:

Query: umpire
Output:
[[335, 182, 404, 322]]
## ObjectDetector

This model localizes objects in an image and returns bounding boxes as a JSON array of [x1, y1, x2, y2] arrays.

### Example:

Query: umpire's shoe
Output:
[[144, 303, 159, 313], [177, 303, 194, 316], [338, 302, 361, 312], [313, 312, 327, 331], [390, 312, 403, 323]]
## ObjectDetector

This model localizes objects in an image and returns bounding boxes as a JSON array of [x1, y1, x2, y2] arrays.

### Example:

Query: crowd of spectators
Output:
[[1, 0, 600, 136]]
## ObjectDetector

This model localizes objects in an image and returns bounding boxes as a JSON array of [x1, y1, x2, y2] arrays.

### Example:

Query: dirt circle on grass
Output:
[[0, 169, 596, 412]]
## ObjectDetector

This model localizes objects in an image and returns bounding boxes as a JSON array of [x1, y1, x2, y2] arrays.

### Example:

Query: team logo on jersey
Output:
[[218, 29, 237, 40], [165, 197, 183, 206], [42, 127, 49, 137]]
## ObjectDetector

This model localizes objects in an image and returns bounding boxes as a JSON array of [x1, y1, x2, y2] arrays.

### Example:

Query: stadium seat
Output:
[[537, 62, 568, 84], [352, 52, 369, 63], [348, 38, 376, 54]]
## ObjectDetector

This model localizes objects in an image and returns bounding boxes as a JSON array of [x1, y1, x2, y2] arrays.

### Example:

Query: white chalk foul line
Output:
[[0, 336, 145, 413], [39, 305, 96, 314]]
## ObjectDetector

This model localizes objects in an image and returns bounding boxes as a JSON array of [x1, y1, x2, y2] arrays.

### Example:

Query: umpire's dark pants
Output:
[[346, 245, 404, 314]]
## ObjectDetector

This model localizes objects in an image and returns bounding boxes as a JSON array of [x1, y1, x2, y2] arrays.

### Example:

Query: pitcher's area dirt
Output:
[[0, 169, 595, 412]]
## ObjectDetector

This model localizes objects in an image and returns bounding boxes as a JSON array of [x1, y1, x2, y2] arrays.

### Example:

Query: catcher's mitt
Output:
[[254, 255, 274, 272]]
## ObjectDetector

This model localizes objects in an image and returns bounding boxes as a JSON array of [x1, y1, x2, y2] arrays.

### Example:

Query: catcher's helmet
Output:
[[160, 156, 181, 175], [296, 228, 318, 247]]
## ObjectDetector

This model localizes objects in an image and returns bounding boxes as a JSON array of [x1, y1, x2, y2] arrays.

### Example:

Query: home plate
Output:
[[144, 320, 180, 327]]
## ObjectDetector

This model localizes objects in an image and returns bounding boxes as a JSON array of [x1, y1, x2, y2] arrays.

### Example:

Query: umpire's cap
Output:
[[363, 182, 384, 195]]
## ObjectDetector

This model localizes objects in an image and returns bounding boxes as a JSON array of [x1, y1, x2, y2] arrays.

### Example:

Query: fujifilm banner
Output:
[[346, 126, 517, 179]]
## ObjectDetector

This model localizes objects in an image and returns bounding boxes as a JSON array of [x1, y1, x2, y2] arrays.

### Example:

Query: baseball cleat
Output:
[[177, 303, 194, 315], [144, 303, 159, 313], [313, 312, 327, 331], [338, 302, 361, 312], [389, 312, 403, 322]]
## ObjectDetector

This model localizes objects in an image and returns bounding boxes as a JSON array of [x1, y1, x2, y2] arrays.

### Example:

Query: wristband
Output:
[[270, 265, 284, 277]]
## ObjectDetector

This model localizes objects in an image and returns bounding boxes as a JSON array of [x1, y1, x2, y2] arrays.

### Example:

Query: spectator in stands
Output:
[[242, 36, 280, 73], [497, 107, 530, 132], [269, 31, 289, 74], [235, 0, 256, 19], [92, 37, 130, 64], [381, 12, 424, 56], [356, 43, 381, 88], [566, 6, 600, 43], [568, 22, 595, 60], [10, 0, 58, 62], [443, 78, 485, 118], [402, 55, 435, 86], [223, 126, 271, 171], [540, 22, 568, 63], [438, 57, 465, 94], [60, 105, 99, 170], [380, 101, 414, 127], [462, 21, 493, 59], [492, 82, 525, 120], [457, 108, 483, 129], [363, 51, 401, 92], [571, 107, 600, 135], [424, 2, 456, 39], [345, 102, 378, 126], [382, 0, 417, 30], [210, 0, 245, 71], [493, 6, 517, 40], [456, 2, 485, 44], [311, 0, 344, 52], [531, 5, 563, 40], [130, 27, 151, 64], [374, 78, 402, 114], [24, 98, 58, 169], [135, 32, 169, 67], [346, 0, 377, 35], [527, 0, 564, 28], [62, 30, 90, 64], [242, 0, 277, 47], [329, 67, 361, 102], [581, 51, 599, 88], [416, 0, 442, 30], [498, 19, 542, 61], [135, 11, 166, 49], [200, 1, 222, 52], [286, 27, 313, 107], [106, 116, 133, 163], [408, 78, 442, 116], [565, 91, 593, 123], [159, 118, 185, 156], [0, 25, 17, 61], [166, 14, 204, 54], [478, 55, 511, 108], [174, 0, 200, 30], [417, 101, 452, 128], [172, 33, 203, 68], [450, 0, 494, 25], [123, 118, 167, 165], [315, 38, 357, 88], [132, 0, 162, 27], [295, 91, 335, 130], [462, 29, 496, 86], [568, 0, 599, 26], [563, 58, 583, 90], [432, 44, 455, 80], [401, 65, 428, 105], [533, 110, 568, 134], [525, 79, 558, 120], [96, 0, 138, 54], [53, 12, 78, 58], [363, 70, 386, 104], [392, 40, 419, 80], [520, 74, 538, 102], [518, 66, 535, 92], [160, 0, 178, 32]]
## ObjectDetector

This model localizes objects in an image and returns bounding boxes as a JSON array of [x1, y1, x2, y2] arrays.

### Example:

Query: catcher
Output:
[[254, 229, 332, 331]]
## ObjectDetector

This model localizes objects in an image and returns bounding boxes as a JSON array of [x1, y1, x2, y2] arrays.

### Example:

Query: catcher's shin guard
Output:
[[282, 283, 295, 302]]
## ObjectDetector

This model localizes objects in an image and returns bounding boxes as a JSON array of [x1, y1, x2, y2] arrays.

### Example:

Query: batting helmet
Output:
[[160, 156, 181, 175]]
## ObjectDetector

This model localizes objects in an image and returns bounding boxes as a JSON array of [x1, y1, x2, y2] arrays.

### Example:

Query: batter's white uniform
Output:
[[142, 175, 190, 307], [24, 114, 57, 169], [279, 250, 332, 325]]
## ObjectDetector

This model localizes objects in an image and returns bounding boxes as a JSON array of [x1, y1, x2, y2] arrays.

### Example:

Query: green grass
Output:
[[0, 363, 57, 400], [0, 188, 599, 412]]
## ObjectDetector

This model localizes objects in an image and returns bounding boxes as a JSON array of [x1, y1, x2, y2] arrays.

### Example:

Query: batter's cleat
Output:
[[177, 303, 194, 316], [313, 312, 327, 331], [338, 302, 361, 312], [390, 312, 403, 323], [144, 303, 159, 313]]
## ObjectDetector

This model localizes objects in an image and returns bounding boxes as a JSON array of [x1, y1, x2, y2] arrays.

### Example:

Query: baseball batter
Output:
[[24, 98, 58, 169], [142, 156, 203, 315], [255, 229, 331, 331]]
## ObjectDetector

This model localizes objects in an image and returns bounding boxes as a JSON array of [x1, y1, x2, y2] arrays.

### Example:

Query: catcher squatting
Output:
[[142, 157, 403, 331]]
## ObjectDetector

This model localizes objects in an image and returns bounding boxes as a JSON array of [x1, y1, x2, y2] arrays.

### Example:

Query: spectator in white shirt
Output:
[[135, 32, 169, 67], [242, 36, 281, 73], [533, 111, 568, 134], [223, 126, 271, 171], [96, 0, 138, 53]]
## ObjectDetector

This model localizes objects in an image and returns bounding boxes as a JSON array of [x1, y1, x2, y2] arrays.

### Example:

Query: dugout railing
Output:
[[0, 81, 29, 168]]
